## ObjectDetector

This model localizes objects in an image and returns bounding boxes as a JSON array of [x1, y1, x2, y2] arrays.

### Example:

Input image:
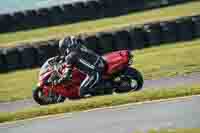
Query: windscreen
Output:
[[39, 57, 56, 75], [39, 60, 51, 75]]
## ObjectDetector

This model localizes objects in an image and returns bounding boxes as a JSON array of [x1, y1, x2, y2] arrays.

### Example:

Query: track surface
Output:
[[0, 72, 200, 112], [1, 95, 200, 133]]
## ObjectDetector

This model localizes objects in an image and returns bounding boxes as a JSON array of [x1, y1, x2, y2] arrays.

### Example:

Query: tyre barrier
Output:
[[159, 21, 178, 43], [17, 45, 37, 68], [175, 17, 194, 41], [37, 8, 51, 27], [112, 29, 132, 50], [12, 12, 27, 31], [143, 23, 162, 47], [84, 1, 102, 19], [0, 14, 14, 32], [0, 49, 6, 72], [96, 32, 114, 54], [23, 10, 38, 29], [192, 16, 200, 38], [0, 0, 195, 33], [2, 48, 21, 70], [0, 14, 200, 73], [32, 40, 59, 66], [34, 45, 49, 66], [128, 26, 147, 49], [47, 6, 64, 25]]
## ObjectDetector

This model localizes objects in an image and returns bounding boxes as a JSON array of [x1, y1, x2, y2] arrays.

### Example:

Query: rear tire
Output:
[[115, 67, 143, 93], [33, 86, 66, 105]]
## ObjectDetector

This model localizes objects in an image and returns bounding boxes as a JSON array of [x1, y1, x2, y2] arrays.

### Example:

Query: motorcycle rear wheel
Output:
[[115, 67, 143, 93], [33, 86, 66, 105]]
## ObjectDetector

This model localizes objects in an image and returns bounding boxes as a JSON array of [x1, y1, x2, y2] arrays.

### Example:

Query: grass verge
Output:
[[133, 39, 200, 79], [0, 1, 200, 46], [0, 84, 200, 123], [1, 39, 200, 102]]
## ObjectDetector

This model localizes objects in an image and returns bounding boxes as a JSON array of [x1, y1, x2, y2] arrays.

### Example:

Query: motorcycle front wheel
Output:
[[32, 86, 66, 105], [115, 67, 143, 93]]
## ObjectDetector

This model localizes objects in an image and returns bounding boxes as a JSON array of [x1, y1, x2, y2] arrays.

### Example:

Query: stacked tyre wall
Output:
[[0, 0, 195, 33], [0, 15, 200, 73]]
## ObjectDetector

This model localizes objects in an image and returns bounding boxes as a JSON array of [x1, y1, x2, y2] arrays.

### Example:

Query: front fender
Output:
[[32, 82, 42, 92], [32, 83, 50, 97]]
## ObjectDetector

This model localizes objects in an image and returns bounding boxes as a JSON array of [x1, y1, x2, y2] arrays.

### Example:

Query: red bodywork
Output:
[[38, 50, 130, 98]]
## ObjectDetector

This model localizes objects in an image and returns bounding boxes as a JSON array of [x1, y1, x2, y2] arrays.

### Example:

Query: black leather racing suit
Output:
[[61, 45, 106, 97]]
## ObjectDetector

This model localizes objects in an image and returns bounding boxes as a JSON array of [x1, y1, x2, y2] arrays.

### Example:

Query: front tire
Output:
[[115, 67, 143, 93], [33, 86, 66, 105]]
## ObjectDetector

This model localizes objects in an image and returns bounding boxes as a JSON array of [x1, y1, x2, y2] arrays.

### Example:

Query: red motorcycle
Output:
[[32, 50, 143, 105]]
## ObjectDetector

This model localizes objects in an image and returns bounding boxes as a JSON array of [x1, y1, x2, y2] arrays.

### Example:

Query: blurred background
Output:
[[0, 0, 83, 14]]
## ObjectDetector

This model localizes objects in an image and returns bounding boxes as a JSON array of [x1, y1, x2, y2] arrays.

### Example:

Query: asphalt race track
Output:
[[0, 72, 200, 112], [1, 95, 200, 133]]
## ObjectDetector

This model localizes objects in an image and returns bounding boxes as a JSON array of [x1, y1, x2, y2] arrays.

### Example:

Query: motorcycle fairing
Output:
[[38, 50, 130, 98], [103, 50, 129, 75]]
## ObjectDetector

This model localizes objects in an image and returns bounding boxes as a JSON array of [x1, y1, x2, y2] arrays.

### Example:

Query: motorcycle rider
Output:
[[55, 36, 106, 97]]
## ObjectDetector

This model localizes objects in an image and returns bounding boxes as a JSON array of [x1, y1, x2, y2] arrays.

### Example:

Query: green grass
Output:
[[0, 69, 38, 102], [0, 39, 200, 102], [0, 84, 200, 123], [134, 39, 200, 79], [0, 1, 200, 47], [135, 129, 200, 133]]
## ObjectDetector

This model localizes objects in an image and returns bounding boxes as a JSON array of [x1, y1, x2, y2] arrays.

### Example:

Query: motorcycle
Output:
[[32, 50, 143, 105]]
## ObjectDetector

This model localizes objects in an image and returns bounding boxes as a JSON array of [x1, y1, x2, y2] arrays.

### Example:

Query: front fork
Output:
[[33, 82, 53, 97]]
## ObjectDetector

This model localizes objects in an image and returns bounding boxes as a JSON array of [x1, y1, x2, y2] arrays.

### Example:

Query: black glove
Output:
[[54, 56, 60, 62]]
